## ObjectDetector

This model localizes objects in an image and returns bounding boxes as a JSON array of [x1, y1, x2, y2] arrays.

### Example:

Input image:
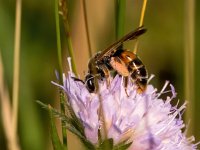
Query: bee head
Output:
[[85, 74, 96, 93]]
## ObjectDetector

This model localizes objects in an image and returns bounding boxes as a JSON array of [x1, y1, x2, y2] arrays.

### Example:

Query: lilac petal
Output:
[[53, 71, 197, 149]]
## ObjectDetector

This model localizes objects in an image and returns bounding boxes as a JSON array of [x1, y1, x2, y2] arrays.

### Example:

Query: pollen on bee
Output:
[[109, 57, 129, 76]]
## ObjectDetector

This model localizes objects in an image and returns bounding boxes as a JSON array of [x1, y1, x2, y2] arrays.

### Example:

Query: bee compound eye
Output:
[[85, 74, 96, 93]]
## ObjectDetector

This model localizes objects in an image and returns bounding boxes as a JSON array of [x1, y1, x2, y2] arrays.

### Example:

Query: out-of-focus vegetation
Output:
[[0, 0, 199, 149]]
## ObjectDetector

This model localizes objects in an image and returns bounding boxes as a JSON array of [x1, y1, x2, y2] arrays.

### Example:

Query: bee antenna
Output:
[[71, 77, 85, 84]]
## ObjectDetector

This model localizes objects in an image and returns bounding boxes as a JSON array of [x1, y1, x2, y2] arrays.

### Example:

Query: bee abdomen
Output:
[[136, 66, 148, 78], [130, 66, 148, 80], [128, 58, 148, 76], [129, 58, 148, 93]]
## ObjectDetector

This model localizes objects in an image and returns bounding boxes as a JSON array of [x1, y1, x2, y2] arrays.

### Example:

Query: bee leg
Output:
[[136, 78, 147, 94], [130, 71, 138, 89], [130, 71, 145, 94], [101, 66, 111, 89], [124, 77, 129, 97]]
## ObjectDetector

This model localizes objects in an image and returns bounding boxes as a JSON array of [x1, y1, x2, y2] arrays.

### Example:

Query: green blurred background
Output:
[[0, 0, 199, 149]]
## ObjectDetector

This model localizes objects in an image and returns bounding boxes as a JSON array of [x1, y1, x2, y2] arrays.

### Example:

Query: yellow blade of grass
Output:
[[12, 0, 22, 137], [0, 52, 20, 150], [133, 0, 148, 54]]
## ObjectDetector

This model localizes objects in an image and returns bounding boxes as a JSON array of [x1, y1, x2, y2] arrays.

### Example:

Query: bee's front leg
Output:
[[99, 65, 111, 89]]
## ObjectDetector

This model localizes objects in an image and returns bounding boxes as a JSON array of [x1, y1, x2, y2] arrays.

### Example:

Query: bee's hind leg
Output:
[[136, 78, 147, 94]]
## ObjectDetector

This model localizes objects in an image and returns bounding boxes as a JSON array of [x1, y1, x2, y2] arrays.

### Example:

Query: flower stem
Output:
[[55, 0, 63, 84], [55, 0, 68, 147], [184, 0, 195, 136], [133, 0, 148, 53], [63, 19, 77, 76], [59, 0, 77, 76], [12, 0, 21, 146], [115, 0, 126, 40], [98, 93, 108, 140], [82, 0, 92, 58]]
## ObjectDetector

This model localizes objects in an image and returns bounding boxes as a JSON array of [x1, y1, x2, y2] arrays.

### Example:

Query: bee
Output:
[[84, 26, 148, 93]]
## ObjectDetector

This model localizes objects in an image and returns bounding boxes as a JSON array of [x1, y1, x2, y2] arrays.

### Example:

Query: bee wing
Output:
[[97, 26, 147, 60]]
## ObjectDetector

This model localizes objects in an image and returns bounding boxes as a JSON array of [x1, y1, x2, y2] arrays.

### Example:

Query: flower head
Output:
[[54, 69, 198, 150]]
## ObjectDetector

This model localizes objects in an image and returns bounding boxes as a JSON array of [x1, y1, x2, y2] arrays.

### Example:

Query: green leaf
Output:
[[37, 101, 95, 149], [37, 101, 64, 149], [116, 0, 126, 39], [37, 101, 82, 135], [81, 139, 96, 150], [113, 140, 132, 150], [59, 90, 68, 147], [97, 138, 114, 150], [49, 105, 65, 150], [64, 124, 95, 150]]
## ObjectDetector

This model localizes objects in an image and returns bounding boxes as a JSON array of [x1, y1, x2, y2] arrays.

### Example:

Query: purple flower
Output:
[[54, 70, 198, 150]]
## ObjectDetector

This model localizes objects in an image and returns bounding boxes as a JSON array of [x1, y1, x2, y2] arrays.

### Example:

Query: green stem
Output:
[[59, 0, 77, 75], [48, 105, 64, 150], [55, 0, 63, 84], [116, 0, 126, 39], [83, 0, 92, 57], [55, 0, 67, 147], [184, 0, 195, 136], [63, 18, 78, 76]]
